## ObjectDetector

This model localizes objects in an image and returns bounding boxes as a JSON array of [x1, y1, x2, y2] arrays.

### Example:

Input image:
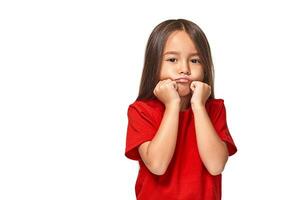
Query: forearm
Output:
[[193, 106, 228, 175], [147, 103, 180, 173]]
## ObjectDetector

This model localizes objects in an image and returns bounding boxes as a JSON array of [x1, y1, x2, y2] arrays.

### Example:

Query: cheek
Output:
[[159, 64, 174, 79], [191, 68, 205, 80], [159, 68, 166, 79]]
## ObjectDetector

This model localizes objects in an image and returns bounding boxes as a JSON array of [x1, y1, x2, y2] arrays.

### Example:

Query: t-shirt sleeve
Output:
[[124, 104, 157, 161], [211, 100, 237, 156]]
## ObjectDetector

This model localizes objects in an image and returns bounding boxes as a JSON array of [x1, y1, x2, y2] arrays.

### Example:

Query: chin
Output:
[[177, 84, 191, 97]]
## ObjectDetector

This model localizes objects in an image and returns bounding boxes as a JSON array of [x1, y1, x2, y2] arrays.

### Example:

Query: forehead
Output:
[[163, 31, 199, 55]]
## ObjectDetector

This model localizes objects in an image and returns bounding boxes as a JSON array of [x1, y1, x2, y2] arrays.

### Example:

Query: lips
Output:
[[175, 76, 191, 83]]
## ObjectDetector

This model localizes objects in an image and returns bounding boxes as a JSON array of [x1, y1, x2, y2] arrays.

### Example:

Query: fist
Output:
[[153, 79, 180, 106], [190, 81, 211, 108]]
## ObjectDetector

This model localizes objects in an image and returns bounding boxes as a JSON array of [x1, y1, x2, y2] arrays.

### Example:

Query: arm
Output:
[[138, 103, 180, 175], [192, 105, 229, 176]]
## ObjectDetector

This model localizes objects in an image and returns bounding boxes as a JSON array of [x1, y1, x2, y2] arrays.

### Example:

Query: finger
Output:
[[159, 80, 169, 88], [154, 81, 162, 94], [157, 80, 164, 88], [171, 81, 178, 90], [165, 79, 172, 83], [159, 79, 169, 86], [190, 82, 196, 91], [165, 80, 174, 88], [153, 88, 156, 96]]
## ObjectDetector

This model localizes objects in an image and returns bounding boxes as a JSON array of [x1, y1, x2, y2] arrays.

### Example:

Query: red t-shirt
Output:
[[124, 97, 237, 200]]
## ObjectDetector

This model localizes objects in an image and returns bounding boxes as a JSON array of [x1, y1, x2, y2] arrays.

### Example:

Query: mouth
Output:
[[175, 77, 191, 83]]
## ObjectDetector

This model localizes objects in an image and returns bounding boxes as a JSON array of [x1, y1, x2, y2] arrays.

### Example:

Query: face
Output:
[[159, 30, 205, 97]]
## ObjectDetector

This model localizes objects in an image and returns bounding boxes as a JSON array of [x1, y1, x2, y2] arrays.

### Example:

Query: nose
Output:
[[178, 61, 191, 75]]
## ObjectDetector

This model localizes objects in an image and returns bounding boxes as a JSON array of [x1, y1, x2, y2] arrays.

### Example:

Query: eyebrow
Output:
[[163, 51, 200, 56]]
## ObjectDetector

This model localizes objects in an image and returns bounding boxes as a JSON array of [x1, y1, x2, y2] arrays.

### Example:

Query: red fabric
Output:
[[125, 98, 237, 200]]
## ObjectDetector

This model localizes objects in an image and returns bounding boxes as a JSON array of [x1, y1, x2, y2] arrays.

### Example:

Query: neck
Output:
[[180, 93, 192, 111]]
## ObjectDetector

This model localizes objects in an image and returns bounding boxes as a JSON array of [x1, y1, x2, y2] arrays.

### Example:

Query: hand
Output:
[[153, 79, 181, 107], [190, 81, 211, 109]]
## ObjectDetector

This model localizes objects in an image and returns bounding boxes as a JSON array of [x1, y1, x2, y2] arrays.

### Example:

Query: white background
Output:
[[1, 0, 300, 199]]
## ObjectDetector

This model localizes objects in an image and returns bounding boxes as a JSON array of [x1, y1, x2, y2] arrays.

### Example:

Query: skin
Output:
[[158, 30, 205, 111], [138, 30, 229, 176]]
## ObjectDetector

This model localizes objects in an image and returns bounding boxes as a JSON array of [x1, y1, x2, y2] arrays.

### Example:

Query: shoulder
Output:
[[127, 98, 164, 115], [205, 98, 226, 116], [206, 98, 225, 108], [206, 98, 224, 104]]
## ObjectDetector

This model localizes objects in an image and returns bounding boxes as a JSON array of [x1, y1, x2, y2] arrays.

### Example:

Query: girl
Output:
[[124, 19, 237, 200]]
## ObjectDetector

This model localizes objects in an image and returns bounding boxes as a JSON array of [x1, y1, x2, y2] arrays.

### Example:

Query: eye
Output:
[[191, 59, 201, 64], [166, 58, 177, 63]]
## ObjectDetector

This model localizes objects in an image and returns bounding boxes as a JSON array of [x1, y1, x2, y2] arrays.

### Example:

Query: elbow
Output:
[[149, 162, 168, 176], [208, 167, 223, 176], [207, 163, 226, 176], [207, 153, 228, 176]]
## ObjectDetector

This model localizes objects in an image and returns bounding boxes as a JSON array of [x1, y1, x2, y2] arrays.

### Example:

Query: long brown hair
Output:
[[136, 18, 215, 101]]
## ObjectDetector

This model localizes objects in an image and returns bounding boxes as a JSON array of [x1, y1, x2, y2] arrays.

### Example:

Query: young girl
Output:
[[124, 19, 237, 200]]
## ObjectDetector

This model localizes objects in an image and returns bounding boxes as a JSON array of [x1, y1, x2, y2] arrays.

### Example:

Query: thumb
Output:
[[190, 81, 196, 91], [172, 81, 178, 91]]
